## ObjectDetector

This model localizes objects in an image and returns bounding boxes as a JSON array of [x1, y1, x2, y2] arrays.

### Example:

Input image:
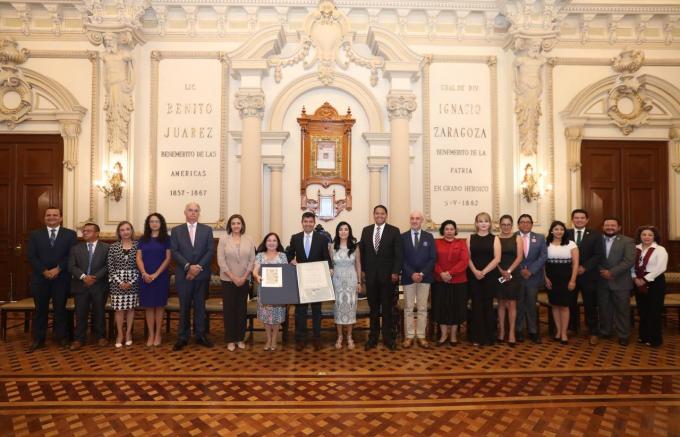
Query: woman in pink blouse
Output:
[[217, 214, 256, 351]]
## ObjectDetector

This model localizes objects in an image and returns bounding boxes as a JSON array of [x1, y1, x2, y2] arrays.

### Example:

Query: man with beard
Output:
[[597, 217, 635, 346]]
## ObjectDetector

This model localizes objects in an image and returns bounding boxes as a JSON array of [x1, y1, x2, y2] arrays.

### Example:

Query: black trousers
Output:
[[468, 275, 496, 345], [569, 278, 599, 334], [222, 280, 248, 343], [635, 275, 665, 346], [366, 278, 396, 345], [32, 278, 69, 343], [74, 289, 107, 343], [295, 303, 321, 343]]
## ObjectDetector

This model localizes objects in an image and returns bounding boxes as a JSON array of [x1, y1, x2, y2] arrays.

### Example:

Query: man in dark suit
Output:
[[597, 217, 635, 346], [400, 211, 436, 348], [359, 205, 402, 351], [566, 208, 604, 345], [288, 212, 333, 351], [68, 222, 109, 350], [171, 202, 215, 351], [514, 214, 547, 343], [26, 207, 77, 351]]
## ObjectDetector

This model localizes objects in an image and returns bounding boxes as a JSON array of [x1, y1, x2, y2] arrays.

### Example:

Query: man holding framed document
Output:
[[288, 212, 334, 351]]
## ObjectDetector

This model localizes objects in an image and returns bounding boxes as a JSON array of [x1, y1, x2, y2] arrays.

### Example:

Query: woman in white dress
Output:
[[330, 222, 362, 350]]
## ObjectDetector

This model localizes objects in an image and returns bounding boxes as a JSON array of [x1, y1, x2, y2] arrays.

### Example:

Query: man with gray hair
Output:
[[171, 202, 215, 351], [400, 211, 436, 348]]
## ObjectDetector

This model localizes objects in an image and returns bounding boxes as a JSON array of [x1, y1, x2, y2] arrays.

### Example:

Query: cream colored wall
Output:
[[2, 36, 679, 239]]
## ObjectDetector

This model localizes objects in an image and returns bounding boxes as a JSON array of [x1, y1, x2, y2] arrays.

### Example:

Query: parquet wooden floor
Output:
[[0, 312, 678, 436]]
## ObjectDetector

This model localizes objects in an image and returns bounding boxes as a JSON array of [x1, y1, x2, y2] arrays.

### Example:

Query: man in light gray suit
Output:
[[171, 202, 215, 351], [68, 222, 110, 350], [597, 217, 635, 346], [514, 214, 548, 343]]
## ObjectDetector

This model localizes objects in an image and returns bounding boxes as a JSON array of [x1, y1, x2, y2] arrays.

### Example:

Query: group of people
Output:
[[26, 203, 669, 353]]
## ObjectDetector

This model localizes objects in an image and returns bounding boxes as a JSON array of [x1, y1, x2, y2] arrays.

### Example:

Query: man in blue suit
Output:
[[400, 211, 436, 348], [171, 202, 215, 351], [514, 214, 547, 343], [27, 207, 77, 351]]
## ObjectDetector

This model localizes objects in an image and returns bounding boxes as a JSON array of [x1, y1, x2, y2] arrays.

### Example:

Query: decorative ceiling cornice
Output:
[[1, 0, 679, 46]]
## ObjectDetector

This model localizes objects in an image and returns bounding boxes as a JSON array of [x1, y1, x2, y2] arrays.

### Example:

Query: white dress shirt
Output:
[[411, 229, 421, 247], [47, 226, 61, 238], [631, 242, 668, 282]]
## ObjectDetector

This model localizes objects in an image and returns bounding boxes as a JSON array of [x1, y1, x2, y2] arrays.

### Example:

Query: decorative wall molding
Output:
[[234, 88, 265, 119], [671, 125, 680, 174], [606, 48, 653, 135], [386, 91, 416, 120], [268, 0, 384, 86], [2, 1, 680, 47], [268, 72, 384, 133], [562, 74, 680, 133], [148, 50, 229, 228], [561, 74, 680, 238], [552, 57, 680, 66]]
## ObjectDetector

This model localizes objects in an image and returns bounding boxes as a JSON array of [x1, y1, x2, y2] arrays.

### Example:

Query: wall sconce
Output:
[[520, 163, 551, 202], [95, 161, 126, 202]]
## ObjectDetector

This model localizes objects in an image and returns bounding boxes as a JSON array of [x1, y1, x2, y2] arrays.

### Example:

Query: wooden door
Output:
[[0, 134, 63, 301], [581, 140, 668, 238]]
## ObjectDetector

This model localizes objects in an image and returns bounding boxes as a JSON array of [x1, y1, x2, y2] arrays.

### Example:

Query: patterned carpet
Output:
[[0, 310, 678, 436]]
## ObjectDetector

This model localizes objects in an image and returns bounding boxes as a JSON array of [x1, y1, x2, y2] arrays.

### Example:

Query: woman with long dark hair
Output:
[[331, 221, 362, 349], [632, 225, 668, 347], [252, 233, 288, 351], [136, 213, 171, 347], [544, 220, 579, 344]]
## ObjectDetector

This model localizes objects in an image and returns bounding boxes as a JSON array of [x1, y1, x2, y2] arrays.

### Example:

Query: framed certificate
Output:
[[296, 261, 335, 304], [261, 267, 283, 288]]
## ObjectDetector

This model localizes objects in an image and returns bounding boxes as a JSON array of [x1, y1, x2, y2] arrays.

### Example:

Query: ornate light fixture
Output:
[[95, 161, 126, 201], [520, 163, 551, 202]]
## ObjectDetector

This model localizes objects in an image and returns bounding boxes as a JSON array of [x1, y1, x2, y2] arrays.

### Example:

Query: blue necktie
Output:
[[49, 229, 56, 247], [304, 234, 311, 258], [86, 243, 94, 275]]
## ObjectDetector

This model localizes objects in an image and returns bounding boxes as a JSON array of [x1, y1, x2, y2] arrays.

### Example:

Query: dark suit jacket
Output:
[[400, 230, 436, 284], [567, 228, 603, 284], [288, 231, 332, 268], [598, 234, 635, 291], [68, 241, 110, 294], [515, 231, 548, 288], [170, 223, 214, 282], [27, 227, 77, 290], [359, 223, 402, 283]]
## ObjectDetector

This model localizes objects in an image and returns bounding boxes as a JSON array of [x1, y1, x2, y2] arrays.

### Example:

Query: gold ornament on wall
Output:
[[606, 48, 653, 135]]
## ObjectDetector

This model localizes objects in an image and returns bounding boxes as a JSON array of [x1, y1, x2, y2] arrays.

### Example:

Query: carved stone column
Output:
[[386, 91, 416, 230], [59, 119, 81, 170], [235, 88, 265, 239], [670, 126, 680, 239], [670, 126, 680, 174], [501, 0, 564, 157], [267, 161, 285, 237], [367, 158, 386, 223], [565, 126, 584, 213]]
